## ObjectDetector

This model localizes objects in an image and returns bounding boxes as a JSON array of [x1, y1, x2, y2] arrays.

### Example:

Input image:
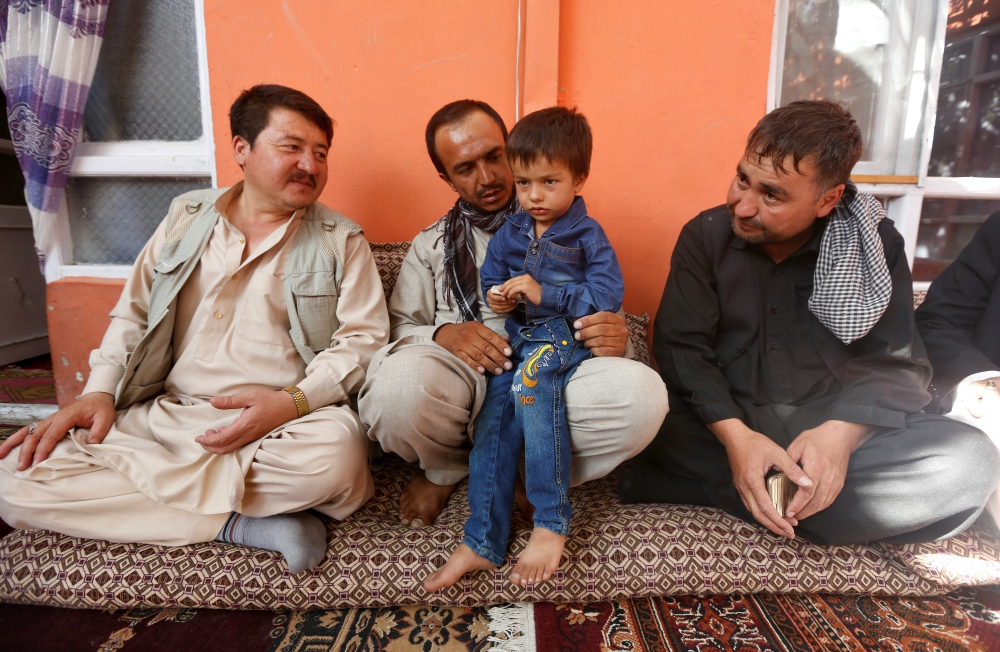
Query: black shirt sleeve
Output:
[[653, 217, 745, 424], [915, 212, 1000, 400], [823, 222, 933, 428]]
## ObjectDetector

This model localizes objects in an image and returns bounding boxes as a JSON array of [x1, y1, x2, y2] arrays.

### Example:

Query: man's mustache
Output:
[[476, 184, 507, 200], [288, 171, 316, 187]]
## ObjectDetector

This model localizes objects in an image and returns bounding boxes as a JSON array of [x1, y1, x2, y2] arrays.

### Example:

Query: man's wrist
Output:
[[281, 386, 309, 418], [707, 418, 753, 447]]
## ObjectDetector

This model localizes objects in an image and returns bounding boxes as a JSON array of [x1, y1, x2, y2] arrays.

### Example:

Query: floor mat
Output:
[[533, 588, 1000, 651]]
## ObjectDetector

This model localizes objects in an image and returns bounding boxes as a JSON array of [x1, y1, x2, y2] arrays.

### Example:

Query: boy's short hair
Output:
[[744, 100, 862, 192], [425, 100, 508, 177], [230, 84, 334, 148], [506, 106, 592, 178]]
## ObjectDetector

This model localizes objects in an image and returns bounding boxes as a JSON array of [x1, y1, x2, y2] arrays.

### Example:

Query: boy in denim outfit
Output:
[[424, 107, 624, 591]]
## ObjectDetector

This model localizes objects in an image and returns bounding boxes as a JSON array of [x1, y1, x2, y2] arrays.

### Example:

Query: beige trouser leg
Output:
[[0, 405, 373, 545], [359, 337, 669, 486]]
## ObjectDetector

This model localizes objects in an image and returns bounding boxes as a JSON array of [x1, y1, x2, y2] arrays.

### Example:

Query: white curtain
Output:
[[1, 0, 109, 271]]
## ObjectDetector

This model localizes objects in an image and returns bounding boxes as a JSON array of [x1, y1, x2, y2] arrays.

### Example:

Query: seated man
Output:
[[0, 85, 389, 573], [619, 100, 1000, 545], [915, 212, 1000, 524], [359, 100, 667, 527]]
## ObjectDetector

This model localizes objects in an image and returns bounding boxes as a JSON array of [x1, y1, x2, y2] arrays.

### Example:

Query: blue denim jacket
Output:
[[480, 196, 624, 325]]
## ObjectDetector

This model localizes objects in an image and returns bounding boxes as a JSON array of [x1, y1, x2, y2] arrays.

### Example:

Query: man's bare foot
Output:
[[423, 544, 496, 592], [514, 476, 535, 521], [399, 470, 456, 527], [511, 527, 565, 587]]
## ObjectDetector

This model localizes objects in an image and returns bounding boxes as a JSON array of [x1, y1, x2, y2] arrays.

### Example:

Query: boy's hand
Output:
[[501, 275, 542, 306], [487, 288, 517, 314]]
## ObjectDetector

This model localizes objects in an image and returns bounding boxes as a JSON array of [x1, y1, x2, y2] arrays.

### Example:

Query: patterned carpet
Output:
[[3, 355, 1000, 650], [1, 590, 1000, 651]]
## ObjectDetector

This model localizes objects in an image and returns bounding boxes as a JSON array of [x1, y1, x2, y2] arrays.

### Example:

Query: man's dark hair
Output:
[[425, 100, 508, 176], [745, 100, 862, 192], [506, 106, 592, 179], [229, 84, 334, 148]]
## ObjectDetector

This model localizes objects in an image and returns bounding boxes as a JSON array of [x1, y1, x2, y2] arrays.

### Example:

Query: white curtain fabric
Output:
[[1, 0, 109, 270]]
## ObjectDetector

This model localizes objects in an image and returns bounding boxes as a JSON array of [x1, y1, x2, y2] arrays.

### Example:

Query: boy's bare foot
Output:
[[399, 470, 456, 527], [514, 476, 535, 521], [423, 544, 496, 592], [511, 527, 565, 587]]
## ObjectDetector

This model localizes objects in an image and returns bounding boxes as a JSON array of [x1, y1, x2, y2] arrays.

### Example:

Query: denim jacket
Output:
[[480, 196, 624, 325]]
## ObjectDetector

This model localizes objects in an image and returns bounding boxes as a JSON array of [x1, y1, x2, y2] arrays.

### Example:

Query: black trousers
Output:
[[618, 392, 1000, 545]]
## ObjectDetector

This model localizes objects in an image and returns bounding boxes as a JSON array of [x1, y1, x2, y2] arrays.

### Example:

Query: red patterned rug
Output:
[[0, 590, 999, 651]]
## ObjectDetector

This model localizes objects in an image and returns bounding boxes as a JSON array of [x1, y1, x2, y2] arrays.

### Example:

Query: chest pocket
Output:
[[290, 270, 340, 352], [535, 242, 586, 286]]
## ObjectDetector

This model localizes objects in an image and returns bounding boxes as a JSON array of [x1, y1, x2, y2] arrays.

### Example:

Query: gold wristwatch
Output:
[[281, 386, 309, 418]]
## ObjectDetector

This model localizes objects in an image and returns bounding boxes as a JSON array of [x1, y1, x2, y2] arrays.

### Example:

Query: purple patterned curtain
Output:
[[0, 0, 109, 271]]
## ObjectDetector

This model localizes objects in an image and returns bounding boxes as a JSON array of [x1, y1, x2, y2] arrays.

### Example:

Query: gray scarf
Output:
[[808, 182, 892, 344]]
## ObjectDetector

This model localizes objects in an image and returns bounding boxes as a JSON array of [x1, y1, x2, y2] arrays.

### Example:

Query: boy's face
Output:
[[511, 157, 587, 228]]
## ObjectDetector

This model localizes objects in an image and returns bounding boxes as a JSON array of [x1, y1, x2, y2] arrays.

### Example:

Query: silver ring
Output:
[[988, 380, 998, 391], [27, 423, 38, 435]]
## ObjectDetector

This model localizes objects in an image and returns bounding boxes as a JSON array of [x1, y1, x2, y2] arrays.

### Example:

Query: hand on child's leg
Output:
[[511, 527, 565, 586], [423, 543, 497, 592]]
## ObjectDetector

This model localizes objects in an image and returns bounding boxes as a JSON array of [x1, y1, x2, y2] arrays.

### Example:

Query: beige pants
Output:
[[0, 405, 374, 546], [358, 336, 669, 486]]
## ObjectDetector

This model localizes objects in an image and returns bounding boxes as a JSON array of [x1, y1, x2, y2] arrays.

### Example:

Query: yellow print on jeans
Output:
[[522, 344, 554, 388]]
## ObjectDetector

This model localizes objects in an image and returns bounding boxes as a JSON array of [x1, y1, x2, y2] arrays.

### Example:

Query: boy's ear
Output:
[[573, 173, 589, 194]]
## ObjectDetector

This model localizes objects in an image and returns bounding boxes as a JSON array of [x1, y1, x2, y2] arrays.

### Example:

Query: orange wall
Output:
[[202, 0, 776, 318]]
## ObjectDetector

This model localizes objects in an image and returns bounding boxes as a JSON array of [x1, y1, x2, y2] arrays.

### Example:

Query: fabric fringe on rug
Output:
[[486, 602, 535, 652]]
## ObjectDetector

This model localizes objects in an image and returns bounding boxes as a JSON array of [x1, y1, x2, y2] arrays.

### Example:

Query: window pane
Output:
[[83, 0, 201, 142], [912, 198, 1000, 282], [927, 8, 1000, 177], [781, 0, 890, 161], [67, 178, 212, 265]]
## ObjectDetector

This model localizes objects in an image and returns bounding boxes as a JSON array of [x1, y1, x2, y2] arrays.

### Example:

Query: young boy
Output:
[[424, 107, 624, 591]]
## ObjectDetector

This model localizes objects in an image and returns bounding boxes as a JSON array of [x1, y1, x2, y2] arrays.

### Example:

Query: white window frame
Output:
[[49, 0, 215, 283], [768, 0, 1000, 290]]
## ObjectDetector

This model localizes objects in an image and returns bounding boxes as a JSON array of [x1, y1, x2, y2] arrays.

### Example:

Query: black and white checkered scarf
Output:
[[439, 193, 520, 322], [808, 182, 892, 344]]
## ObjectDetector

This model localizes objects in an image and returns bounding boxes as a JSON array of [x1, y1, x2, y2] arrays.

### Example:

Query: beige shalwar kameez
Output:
[[0, 184, 389, 545]]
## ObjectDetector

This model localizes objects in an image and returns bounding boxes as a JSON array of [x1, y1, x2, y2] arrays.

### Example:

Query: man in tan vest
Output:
[[0, 85, 388, 574]]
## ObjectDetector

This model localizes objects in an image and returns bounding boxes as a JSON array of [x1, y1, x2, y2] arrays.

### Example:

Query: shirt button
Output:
[[238, 237, 245, 244], [214, 311, 223, 319], [769, 343, 778, 351], [771, 306, 778, 314], [772, 269, 780, 277], [232, 274, 238, 281]]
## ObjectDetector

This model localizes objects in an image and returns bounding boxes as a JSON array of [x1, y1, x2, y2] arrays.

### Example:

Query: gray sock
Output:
[[215, 511, 328, 574]]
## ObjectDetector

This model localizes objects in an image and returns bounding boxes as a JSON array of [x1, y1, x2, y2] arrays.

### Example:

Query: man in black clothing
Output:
[[915, 212, 1000, 525], [619, 101, 1000, 545]]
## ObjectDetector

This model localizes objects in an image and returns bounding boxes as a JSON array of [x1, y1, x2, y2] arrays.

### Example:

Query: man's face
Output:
[[434, 110, 513, 212], [726, 154, 842, 246], [233, 107, 329, 211]]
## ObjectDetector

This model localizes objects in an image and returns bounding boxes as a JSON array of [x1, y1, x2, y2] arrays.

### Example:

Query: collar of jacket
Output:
[[504, 195, 589, 238]]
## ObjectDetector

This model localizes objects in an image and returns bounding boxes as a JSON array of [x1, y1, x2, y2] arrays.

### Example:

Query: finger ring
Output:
[[988, 380, 998, 390], [27, 423, 38, 435]]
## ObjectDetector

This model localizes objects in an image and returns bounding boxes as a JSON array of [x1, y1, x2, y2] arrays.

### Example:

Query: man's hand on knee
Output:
[[0, 392, 116, 470], [433, 322, 512, 375], [197, 389, 299, 454], [784, 420, 874, 521], [573, 312, 629, 358], [709, 418, 812, 539]]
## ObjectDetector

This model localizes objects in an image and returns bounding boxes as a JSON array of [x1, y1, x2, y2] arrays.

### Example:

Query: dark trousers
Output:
[[618, 392, 1000, 545]]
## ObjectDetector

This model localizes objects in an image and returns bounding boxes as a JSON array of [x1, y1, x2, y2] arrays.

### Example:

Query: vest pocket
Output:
[[290, 271, 340, 352]]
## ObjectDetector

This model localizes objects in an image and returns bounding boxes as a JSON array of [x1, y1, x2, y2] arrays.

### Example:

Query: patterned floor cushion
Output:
[[2, 454, 998, 610], [0, 244, 993, 609]]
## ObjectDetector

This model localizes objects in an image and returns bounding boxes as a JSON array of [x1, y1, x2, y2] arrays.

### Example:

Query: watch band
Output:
[[282, 386, 309, 418]]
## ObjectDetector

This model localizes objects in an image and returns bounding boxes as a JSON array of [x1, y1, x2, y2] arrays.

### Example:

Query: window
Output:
[[770, 0, 1000, 288], [52, 0, 215, 281]]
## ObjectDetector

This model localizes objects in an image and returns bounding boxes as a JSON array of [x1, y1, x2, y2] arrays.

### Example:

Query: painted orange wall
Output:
[[203, 0, 775, 318], [557, 1, 775, 314]]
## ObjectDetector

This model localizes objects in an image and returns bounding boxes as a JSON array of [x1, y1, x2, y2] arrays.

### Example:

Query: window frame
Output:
[[768, 0, 1000, 290], [50, 0, 216, 282]]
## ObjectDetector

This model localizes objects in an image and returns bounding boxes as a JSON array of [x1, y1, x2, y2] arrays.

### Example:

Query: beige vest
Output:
[[113, 188, 362, 410]]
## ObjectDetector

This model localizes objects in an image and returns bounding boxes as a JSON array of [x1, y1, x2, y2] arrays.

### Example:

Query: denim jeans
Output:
[[462, 316, 592, 566]]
